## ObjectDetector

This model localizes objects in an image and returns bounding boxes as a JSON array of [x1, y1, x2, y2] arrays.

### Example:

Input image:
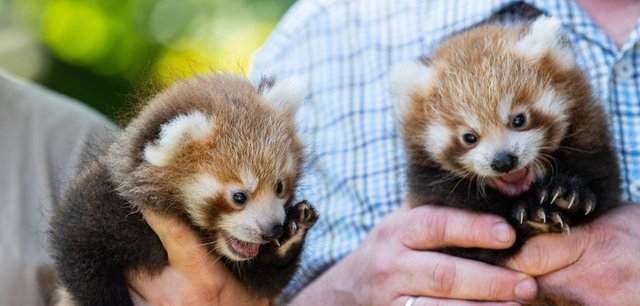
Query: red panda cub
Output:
[[49, 74, 318, 305], [390, 17, 620, 272]]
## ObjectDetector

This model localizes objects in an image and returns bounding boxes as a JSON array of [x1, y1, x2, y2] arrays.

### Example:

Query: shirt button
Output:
[[615, 58, 634, 79]]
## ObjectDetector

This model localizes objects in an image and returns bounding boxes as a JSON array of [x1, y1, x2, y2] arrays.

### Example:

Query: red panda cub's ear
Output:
[[143, 111, 214, 167], [259, 76, 306, 117], [515, 16, 575, 70], [388, 59, 433, 121]]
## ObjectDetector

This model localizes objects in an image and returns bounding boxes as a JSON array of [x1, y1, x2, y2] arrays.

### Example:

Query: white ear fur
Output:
[[388, 61, 433, 119], [515, 16, 574, 70], [143, 111, 213, 166], [262, 77, 306, 116]]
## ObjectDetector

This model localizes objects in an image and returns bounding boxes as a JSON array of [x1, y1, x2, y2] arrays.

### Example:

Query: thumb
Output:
[[142, 209, 215, 271], [505, 227, 590, 276]]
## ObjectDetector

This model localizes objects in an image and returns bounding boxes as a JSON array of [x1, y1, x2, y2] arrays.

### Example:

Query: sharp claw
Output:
[[550, 188, 562, 205], [538, 189, 547, 204], [288, 221, 298, 235], [519, 209, 525, 224], [273, 239, 281, 247], [568, 193, 577, 209], [551, 213, 563, 228], [585, 200, 594, 215], [536, 209, 546, 223]]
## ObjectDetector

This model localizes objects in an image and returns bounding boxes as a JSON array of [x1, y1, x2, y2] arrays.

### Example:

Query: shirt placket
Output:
[[612, 24, 640, 201]]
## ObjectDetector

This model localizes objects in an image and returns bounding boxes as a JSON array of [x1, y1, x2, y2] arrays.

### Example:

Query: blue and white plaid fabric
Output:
[[250, 0, 640, 300]]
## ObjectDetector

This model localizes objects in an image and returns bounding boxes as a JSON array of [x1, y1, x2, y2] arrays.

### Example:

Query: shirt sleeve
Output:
[[0, 71, 116, 306]]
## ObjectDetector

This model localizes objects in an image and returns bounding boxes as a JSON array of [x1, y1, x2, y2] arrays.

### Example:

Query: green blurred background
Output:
[[0, 0, 295, 120]]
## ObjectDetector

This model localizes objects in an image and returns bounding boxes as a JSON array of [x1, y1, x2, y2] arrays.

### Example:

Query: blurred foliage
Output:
[[0, 0, 294, 119]]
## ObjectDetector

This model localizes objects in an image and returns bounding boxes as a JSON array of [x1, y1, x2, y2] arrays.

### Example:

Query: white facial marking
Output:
[[388, 61, 434, 120], [181, 173, 221, 227], [144, 112, 213, 166], [241, 170, 258, 193], [217, 195, 287, 244], [534, 88, 568, 120], [499, 94, 514, 123], [262, 77, 306, 115], [461, 129, 545, 176], [424, 122, 452, 160], [462, 140, 496, 177], [285, 154, 296, 175], [460, 111, 481, 132], [506, 130, 545, 169], [515, 17, 574, 70]]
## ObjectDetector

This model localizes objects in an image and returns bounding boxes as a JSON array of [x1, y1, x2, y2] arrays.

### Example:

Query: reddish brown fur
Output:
[[401, 25, 579, 177], [397, 22, 620, 306], [108, 74, 304, 220], [49, 73, 313, 304]]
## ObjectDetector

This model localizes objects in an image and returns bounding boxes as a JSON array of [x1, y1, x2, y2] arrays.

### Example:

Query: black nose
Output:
[[261, 224, 284, 241], [491, 152, 518, 173]]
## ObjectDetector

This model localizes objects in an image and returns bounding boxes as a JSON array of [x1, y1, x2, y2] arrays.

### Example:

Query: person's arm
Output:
[[126, 210, 268, 306], [505, 203, 640, 305], [289, 205, 537, 306]]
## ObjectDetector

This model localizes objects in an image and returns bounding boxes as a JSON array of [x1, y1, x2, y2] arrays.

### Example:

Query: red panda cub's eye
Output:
[[232, 192, 247, 205], [512, 113, 526, 129], [462, 133, 478, 145], [275, 180, 284, 195]]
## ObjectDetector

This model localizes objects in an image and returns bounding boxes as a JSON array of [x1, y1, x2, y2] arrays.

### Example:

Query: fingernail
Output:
[[492, 222, 512, 243], [514, 278, 537, 300]]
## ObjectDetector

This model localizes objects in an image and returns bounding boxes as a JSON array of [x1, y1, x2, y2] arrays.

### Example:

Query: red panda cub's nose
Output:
[[262, 224, 284, 242], [491, 152, 518, 173]]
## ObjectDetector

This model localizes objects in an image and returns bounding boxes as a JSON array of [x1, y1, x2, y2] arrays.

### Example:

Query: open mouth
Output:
[[222, 231, 261, 259], [487, 166, 537, 197]]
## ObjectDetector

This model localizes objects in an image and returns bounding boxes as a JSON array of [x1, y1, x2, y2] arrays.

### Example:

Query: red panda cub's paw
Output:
[[535, 174, 597, 216], [275, 201, 318, 256], [514, 174, 597, 234], [513, 199, 571, 234]]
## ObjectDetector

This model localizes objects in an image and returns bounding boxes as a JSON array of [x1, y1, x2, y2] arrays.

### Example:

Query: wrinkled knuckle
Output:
[[484, 276, 503, 300], [420, 209, 448, 243], [372, 223, 394, 242], [467, 215, 489, 243], [370, 256, 393, 286], [520, 242, 547, 273], [430, 259, 457, 296]]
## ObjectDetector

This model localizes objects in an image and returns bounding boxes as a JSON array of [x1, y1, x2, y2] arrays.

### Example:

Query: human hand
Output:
[[126, 210, 268, 306], [506, 204, 640, 304], [289, 205, 537, 306]]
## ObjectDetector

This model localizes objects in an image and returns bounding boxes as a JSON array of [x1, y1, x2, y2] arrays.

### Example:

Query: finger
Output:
[[128, 285, 148, 306], [396, 251, 537, 302], [126, 265, 184, 304], [391, 296, 520, 306], [141, 209, 213, 269], [505, 228, 588, 276], [400, 206, 515, 250]]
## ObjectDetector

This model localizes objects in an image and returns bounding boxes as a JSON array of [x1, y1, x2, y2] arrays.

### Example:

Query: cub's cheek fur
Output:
[[389, 17, 621, 306], [49, 74, 318, 305]]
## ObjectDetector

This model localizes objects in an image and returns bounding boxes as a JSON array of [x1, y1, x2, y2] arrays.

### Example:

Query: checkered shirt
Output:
[[249, 0, 640, 300]]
